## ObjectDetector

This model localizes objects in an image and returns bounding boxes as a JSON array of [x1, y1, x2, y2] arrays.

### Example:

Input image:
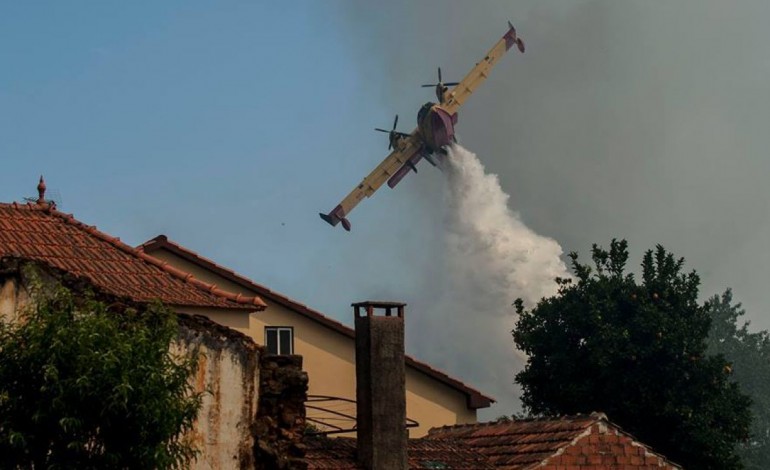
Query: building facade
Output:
[[139, 235, 493, 436]]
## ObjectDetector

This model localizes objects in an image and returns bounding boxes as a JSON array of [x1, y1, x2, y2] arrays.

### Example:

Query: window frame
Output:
[[264, 326, 294, 355]]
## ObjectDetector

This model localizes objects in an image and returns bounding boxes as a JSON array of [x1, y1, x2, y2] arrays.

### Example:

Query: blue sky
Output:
[[5, 1, 770, 415], [0, 2, 496, 319], [1, 2, 393, 300], [1, 2, 360, 224]]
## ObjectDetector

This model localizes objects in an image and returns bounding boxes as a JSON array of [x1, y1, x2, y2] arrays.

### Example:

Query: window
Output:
[[265, 327, 293, 355]]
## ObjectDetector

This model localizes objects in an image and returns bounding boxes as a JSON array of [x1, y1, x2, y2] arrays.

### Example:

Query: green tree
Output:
[[513, 239, 752, 470], [0, 284, 202, 469], [706, 289, 770, 469]]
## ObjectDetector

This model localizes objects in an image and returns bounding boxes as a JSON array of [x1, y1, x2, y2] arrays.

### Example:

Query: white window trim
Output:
[[265, 326, 294, 355]]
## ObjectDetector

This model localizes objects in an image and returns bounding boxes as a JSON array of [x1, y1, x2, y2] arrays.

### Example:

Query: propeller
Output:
[[375, 115, 408, 150], [421, 67, 459, 88]]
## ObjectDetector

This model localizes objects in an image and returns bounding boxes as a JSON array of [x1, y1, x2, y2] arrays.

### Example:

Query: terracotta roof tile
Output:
[[304, 436, 495, 469], [138, 234, 494, 409], [0, 202, 266, 310], [426, 414, 602, 470]]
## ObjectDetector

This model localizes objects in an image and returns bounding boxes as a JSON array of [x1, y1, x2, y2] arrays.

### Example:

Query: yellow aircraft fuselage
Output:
[[320, 22, 525, 231]]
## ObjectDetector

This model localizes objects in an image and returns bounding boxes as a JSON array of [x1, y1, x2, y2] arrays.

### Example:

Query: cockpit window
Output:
[[418, 102, 434, 123]]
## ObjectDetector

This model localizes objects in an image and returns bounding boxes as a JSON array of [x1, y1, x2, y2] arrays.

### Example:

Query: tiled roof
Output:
[[0, 202, 266, 310], [307, 414, 681, 470], [426, 414, 601, 470], [426, 413, 682, 469], [304, 436, 495, 469], [138, 234, 494, 409]]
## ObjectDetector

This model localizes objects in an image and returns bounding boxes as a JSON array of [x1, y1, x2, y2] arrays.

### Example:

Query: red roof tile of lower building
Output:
[[427, 414, 599, 469], [138, 234, 494, 409], [426, 413, 681, 469], [304, 436, 495, 469], [305, 413, 682, 469], [0, 202, 266, 310]]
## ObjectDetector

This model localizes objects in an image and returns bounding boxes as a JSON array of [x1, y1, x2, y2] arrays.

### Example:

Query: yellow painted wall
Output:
[[152, 248, 480, 437]]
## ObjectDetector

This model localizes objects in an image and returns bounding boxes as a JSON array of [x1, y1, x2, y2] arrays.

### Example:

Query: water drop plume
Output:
[[413, 145, 569, 417], [442, 145, 569, 307]]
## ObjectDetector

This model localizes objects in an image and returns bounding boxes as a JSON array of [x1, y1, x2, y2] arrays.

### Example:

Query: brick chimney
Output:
[[353, 301, 408, 470]]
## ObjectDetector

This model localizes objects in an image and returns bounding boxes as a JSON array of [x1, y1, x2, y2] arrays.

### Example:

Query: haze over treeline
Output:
[[334, 1, 770, 415]]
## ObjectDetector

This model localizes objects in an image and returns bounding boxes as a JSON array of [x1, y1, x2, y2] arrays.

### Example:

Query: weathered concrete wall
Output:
[[0, 261, 39, 323], [0, 276, 24, 323], [177, 314, 261, 470]]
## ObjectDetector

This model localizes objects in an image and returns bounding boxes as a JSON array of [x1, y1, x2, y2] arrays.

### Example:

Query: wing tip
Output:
[[506, 21, 525, 53], [319, 211, 351, 231]]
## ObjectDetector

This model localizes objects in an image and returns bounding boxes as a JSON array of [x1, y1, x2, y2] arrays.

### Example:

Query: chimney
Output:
[[353, 301, 408, 470]]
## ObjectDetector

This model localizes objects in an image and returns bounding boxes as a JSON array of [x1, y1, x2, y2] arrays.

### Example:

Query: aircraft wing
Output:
[[441, 23, 524, 116], [319, 131, 422, 231]]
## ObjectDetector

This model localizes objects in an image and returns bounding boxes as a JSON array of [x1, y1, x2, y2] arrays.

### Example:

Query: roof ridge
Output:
[[139, 234, 494, 408], [139, 234, 286, 302], [512, 412, 606, 423], [428, 412, 603, 435], [0, 201, 48, 210], [1, 203, 266, 309]]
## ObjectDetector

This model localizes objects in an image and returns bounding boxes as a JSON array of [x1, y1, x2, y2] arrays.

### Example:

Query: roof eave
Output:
[[0, 203, 266, 310]]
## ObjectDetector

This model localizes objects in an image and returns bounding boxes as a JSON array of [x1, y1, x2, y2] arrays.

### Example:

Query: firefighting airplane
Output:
[[320, 22, 525, 231]]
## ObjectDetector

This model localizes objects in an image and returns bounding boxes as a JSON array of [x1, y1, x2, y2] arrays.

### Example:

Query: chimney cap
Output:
[[352, 301, 406, 318], [351, 301, 406, 308]]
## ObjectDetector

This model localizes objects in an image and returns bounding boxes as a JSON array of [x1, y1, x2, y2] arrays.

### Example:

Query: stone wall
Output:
[[254, 355, 309, 470]]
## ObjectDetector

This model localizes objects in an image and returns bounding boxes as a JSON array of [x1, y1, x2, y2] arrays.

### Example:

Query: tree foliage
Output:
[[0, 284, 202, 469], [706, 289, 770, 469], [513, 239, 752, 470]]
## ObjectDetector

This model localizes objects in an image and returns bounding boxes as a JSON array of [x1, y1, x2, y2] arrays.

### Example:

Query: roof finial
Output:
[[37, 175, 47, 205]]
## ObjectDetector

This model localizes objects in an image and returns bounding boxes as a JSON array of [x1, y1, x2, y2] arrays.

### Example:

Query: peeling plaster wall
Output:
[[177, 315, 261, 470], [0, 272, 31, 324], [0, 276, 21, 322]]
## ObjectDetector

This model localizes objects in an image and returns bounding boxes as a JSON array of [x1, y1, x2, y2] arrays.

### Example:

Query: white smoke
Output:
[[411, 145, 569, 418]]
